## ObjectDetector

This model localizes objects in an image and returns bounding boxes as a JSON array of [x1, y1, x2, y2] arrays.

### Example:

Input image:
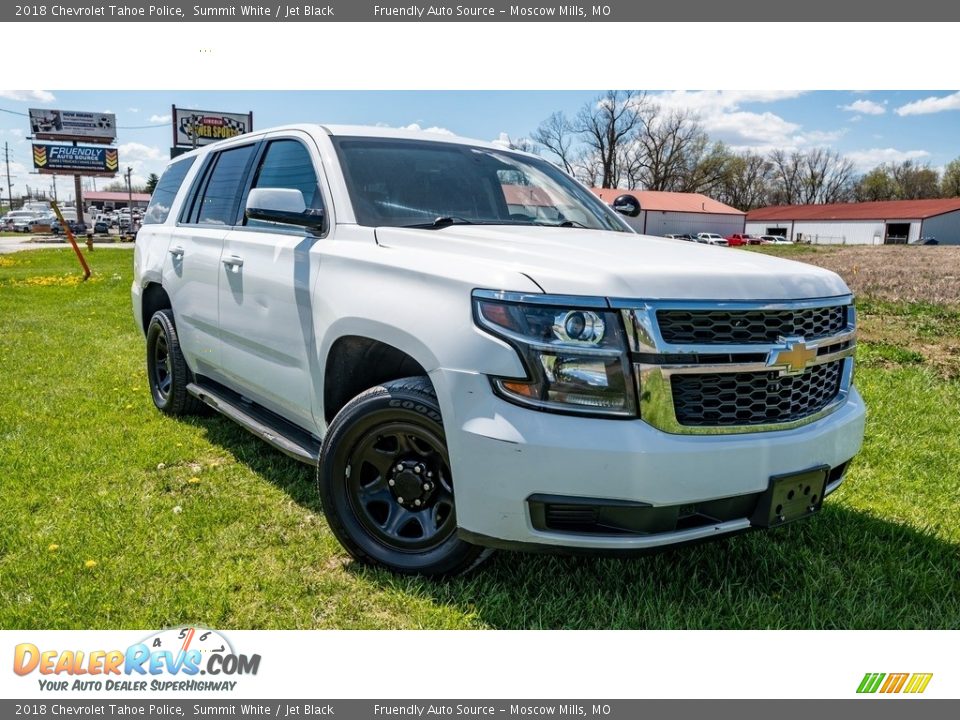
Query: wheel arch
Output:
[[322, 333, 437, 424], [141, 282, 172, 335]]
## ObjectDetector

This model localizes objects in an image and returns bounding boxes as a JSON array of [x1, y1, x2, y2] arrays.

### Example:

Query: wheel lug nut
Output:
[[395, 464, 403, 472], [414, 466, 421, 474], [423, 483, 430, 491], [414, 499, 421, 506], [427, 471, 433, 478], [397, 497, 404, 504], [388, 479, 395, 486]]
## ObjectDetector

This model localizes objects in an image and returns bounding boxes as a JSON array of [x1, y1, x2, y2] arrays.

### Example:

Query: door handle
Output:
[[169, 245, 185, 258], [223, 255, 244, 268]]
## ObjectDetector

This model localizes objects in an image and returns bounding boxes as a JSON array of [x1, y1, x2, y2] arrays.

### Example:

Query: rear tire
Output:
[[146, 308, 204, 416], [318, 376, 492, 577]]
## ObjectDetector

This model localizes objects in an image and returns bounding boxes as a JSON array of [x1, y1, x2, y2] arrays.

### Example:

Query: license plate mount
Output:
[[751, 466, 829, 528]]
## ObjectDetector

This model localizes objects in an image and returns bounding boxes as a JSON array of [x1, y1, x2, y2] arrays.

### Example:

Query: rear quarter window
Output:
[[142, 157, 196, 225]]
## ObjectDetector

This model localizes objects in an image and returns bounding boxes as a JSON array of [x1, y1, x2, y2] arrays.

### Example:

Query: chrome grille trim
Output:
[[619, 296, 856, 435]]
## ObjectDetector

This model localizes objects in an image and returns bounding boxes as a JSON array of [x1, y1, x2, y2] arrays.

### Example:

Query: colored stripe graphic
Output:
[[33, 146, 47, 167], [904, 674, 933, 694], [857, 673, 885, 693], [105, 149, 118, 171], [880, 673, 909, 693]]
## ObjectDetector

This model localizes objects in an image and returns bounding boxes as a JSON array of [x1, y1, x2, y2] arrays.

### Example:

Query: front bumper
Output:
[[433, 368, 865, 551]]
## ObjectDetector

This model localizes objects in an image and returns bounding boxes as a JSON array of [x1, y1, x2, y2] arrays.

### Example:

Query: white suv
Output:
[[132, 124, 865, 576]]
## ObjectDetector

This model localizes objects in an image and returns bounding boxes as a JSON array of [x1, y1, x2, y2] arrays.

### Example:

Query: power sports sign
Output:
[[29, 108, 117, 144], [172, 106, 253, 148], [32, 144, 119, 177]]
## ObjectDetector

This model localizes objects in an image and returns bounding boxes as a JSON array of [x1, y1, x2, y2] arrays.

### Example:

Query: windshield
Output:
[[332, 136, 628, 232]]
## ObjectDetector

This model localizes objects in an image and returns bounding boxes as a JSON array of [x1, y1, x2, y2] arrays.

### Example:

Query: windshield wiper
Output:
[[403, 216, 476, 230], [532, 219, 589, 229]]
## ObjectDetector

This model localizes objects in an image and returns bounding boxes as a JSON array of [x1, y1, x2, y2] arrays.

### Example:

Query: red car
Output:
[[726, 233, 761, 246]]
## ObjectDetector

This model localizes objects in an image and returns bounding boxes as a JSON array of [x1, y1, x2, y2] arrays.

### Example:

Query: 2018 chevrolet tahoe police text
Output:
[[132, 124, 865, 576]]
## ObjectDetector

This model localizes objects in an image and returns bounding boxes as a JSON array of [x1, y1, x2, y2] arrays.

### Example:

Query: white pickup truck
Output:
[[132, 124, 865, 576]]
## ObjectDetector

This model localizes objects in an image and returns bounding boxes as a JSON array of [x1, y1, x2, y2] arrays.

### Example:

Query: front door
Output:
[[217, 137, 327, 431]]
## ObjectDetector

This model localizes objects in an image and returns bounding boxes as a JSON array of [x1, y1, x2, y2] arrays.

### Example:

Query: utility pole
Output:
[[4, 142, 13, 210], [52, 175, 58, 202]]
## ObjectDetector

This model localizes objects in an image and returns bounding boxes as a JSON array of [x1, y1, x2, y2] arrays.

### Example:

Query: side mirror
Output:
[[245, 188, 325, 233], [612, 194, 641, 218]]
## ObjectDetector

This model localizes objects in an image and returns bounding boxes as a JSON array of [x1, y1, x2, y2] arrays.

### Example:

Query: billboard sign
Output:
[[173, 106, 253, 148], [32, 144, 119, 177], [29, 108, 117, 144]]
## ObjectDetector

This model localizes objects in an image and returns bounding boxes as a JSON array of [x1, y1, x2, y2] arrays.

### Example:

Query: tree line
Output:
[[522, 91, 960, 210]]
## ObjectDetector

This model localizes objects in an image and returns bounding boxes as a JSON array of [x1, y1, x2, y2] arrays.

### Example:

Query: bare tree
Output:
[[889, 160, 940, 200], [574, 90, 646, 188], [532, 112, 577, 175], [626, 107, 707, 191], [769, 149, 854, 205], [942, 158, 960, 198], [715, 152, 773, 211]]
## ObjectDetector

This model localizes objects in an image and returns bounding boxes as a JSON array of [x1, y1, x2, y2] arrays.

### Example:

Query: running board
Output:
[[187, 382, 321, 465]]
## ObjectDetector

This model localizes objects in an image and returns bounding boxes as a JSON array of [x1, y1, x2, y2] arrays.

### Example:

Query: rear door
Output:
[[165, 142, 258, 379], [216, 133, 330, 430]]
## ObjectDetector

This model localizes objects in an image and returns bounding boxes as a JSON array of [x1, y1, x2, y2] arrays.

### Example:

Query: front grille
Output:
[[657, 306, 847, 345], [671, 360, 844, 427]]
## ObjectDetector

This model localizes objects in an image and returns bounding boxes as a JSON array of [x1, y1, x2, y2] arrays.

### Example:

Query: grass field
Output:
[[1, 247, 958, 629]]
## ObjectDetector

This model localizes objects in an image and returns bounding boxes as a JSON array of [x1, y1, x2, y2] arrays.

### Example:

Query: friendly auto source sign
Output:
[[29, 108, 117, 144], [32, 144, 119, 177], [172, 106, 253, 148]]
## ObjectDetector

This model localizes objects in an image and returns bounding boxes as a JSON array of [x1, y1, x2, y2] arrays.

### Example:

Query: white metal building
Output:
[[746, 199, 960, 245], [591, 189, 746, 237]]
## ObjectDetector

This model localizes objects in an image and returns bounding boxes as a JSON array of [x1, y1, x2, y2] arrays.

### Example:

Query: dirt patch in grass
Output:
[[786, 246, 960, 306], [760, 246, 960, 379]]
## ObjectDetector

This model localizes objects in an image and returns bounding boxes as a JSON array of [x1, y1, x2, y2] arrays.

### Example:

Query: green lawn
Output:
[[1, 249, 958, 629]]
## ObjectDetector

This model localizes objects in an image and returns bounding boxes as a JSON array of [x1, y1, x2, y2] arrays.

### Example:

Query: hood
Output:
[[374, 225, 850, 301]]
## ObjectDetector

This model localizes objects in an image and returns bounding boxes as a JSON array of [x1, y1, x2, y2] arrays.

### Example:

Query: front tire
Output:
[[146, 308, 204, 416], [318, 376, 491, 577]]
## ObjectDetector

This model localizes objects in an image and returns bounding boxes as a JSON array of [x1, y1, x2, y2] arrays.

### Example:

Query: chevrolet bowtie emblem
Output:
[[768, 338, 817, 375]]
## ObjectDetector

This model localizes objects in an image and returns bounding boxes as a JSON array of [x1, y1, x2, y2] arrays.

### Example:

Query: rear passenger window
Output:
[[245, 140, 322, 230], [195, 144, 256, 226], [142, 157, 195, 225]]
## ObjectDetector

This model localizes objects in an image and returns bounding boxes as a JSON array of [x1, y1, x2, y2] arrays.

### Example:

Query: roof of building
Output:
[[84, 191, 152, 203], [747, 198, 960, 222], [590, 188, 744, 216]]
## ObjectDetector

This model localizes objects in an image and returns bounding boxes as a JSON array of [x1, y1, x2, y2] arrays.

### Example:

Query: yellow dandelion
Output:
[[84, 559, 98, 569], [188, 477, 201, 484], [48, 544, 59, 552]]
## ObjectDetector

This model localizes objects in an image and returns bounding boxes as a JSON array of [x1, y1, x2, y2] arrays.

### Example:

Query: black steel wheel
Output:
[[318, 376, 492, 576], [145, 308, 204, 416]]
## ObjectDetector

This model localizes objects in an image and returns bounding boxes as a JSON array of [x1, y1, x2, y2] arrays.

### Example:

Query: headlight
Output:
[[473, 291, 636, 417]]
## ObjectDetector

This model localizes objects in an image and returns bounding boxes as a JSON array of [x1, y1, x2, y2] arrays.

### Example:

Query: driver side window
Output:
[[245, 139, 323, 230]]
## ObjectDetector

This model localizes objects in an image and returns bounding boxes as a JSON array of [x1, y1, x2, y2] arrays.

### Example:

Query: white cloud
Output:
[[845, 147, 931, 171], [399, 122, 454, 136], [115, 143, 167, 187], [651, 90, 842, 153], [0, 90, 55, 103], [895, 91, 960, 116], [149, 114, 172, 123], [127, 107, 140, 113], [9, 128, 23, 137], [839, 99, 886, 115]]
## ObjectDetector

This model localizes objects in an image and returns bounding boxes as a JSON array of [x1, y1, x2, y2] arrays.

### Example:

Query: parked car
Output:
[[5, 211, 41, 232], [94, 220, 111, 234], [133, 124, 864, 576], [726, 233, 761, 247], [50, 219, 88, 235], [910, 236, 938, 245], [26, 214, 56, 232], [696, 232, 728, 246], [759, 235, 793, 245], [665, 233, 697, 242]]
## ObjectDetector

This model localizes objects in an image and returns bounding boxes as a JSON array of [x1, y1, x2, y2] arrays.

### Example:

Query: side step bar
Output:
[[187, 382, 321, 465]]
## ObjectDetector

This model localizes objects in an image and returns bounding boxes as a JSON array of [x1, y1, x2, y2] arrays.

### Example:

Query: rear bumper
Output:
[[433, 368, 865, 551]]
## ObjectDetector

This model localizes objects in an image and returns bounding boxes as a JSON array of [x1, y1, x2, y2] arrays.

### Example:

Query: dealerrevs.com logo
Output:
[[13, 627, 260, 692]]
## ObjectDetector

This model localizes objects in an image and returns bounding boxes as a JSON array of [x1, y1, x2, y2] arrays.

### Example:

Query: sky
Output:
[[1, 89, 959, 202]]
